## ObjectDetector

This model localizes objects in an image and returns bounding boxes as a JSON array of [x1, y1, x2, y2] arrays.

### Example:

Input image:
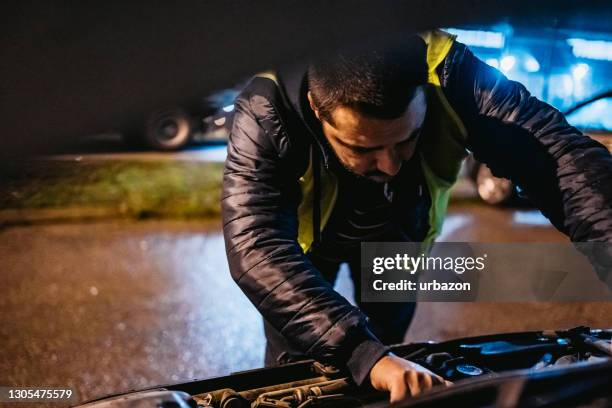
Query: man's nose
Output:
[[376, 148, 402, 176]]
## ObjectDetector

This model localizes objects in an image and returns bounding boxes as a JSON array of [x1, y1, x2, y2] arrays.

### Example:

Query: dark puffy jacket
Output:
[[221, 39, 612, 386]]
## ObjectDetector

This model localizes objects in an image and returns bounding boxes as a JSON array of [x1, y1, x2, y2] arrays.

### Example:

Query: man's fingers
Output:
[[430, 373, 445, 385], [405, 369, 420, 396], [373, 355, 453, 404], [389, 377, 409, 403], [419, 371, 433, 391]]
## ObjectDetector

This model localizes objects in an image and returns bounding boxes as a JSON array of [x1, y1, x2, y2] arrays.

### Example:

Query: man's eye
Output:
[[351, 147, 373, 154]]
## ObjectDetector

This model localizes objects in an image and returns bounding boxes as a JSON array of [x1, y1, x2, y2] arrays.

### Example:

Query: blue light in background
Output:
[[500, 55, 516, 73], [485, 58, 500, 69], [445, 28, 505, 49], [567, 38, 612, 61], [561, 75, 574, 97], [571, 63, 590, 81], [449, 24, 611, 113], [222, 104, 235, 113], [566, 98, 611, 131], [524, 55, 541, 73]]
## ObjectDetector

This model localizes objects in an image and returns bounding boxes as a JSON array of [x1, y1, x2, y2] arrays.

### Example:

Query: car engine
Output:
[[77, 327, 612, 408]]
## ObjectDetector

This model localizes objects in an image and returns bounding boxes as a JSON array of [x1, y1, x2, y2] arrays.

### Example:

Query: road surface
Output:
[[1, 204, 611, 404]]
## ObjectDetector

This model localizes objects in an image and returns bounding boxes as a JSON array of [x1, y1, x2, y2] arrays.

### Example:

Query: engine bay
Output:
[[78, 327, 612, 408]]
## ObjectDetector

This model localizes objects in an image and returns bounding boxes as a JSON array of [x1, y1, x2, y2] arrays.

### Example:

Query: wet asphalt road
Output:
[[1, 204, 612, 405]]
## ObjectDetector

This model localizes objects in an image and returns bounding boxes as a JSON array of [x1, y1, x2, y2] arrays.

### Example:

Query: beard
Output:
[[338, 159, 402, 184], [322, 136, 402, 184]]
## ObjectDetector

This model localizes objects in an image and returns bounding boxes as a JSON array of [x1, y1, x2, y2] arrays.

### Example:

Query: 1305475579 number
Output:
[[1, 387, 75, 402]]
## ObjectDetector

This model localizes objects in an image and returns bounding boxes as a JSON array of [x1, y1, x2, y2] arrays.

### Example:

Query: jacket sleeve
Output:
[[221, 81, 389, 386], [442, 43, 612, 243]]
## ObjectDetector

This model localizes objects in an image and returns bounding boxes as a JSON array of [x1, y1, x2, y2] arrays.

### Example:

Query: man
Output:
[[221, 30, 612, 402]]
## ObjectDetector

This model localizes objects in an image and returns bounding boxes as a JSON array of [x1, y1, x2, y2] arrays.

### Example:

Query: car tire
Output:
[[142, 108, 192, 151]]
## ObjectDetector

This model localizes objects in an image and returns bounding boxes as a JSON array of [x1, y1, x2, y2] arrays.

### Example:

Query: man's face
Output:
[[308, 87, 427, 183]]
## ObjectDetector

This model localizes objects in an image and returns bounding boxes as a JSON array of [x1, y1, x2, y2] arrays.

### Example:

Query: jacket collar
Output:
[[276, 64, 332, 169]]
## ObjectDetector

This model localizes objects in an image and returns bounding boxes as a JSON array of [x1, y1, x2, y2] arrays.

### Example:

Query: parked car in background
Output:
[[471, 90, 612, 205], [123, 88, 240, 151]]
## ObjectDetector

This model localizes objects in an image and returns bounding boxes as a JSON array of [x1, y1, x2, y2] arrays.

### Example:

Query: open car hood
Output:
[[76, 326, 612, 408]]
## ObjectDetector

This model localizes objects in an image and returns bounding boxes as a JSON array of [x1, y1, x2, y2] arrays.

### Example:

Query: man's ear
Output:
[[307, 92, 321, 121]]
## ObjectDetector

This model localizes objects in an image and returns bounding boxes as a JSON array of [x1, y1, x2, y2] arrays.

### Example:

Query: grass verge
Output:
[[0, 160, 224, 224]]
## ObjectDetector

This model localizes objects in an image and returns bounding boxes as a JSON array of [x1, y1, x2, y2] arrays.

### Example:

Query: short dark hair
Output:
[[308, 36, 428, 123]]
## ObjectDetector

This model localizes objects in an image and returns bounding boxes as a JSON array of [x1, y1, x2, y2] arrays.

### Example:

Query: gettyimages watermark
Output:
[[361, 242, 612, 302]]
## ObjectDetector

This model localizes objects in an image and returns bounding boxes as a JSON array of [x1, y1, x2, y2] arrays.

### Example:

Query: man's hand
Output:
[[369, 353, 450, 403]]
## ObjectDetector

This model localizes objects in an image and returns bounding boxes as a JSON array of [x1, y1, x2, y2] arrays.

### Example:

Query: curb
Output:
[[0, 206, 127, 227]]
